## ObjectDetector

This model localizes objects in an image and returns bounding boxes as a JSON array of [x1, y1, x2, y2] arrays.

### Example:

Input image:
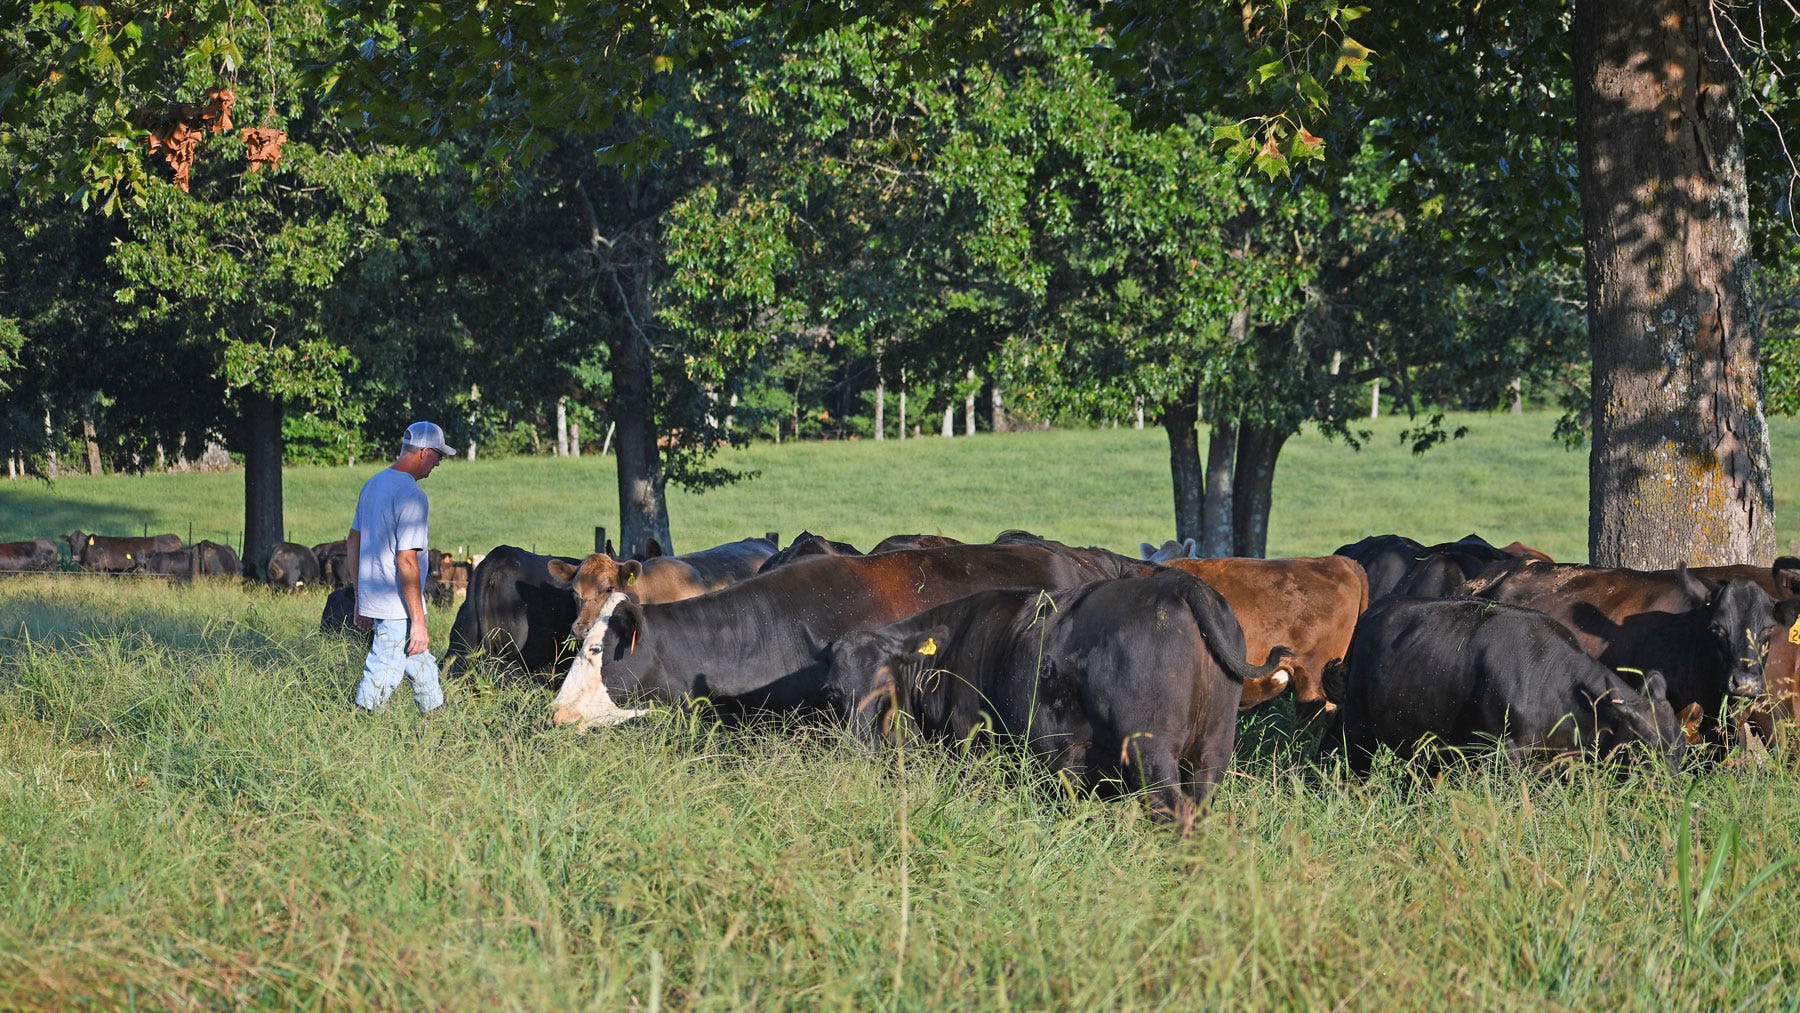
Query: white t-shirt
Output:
[[351, 467, 430, 620]]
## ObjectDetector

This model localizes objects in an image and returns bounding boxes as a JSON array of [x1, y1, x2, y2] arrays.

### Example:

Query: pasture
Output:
[[4, 412, 1800, 1007]]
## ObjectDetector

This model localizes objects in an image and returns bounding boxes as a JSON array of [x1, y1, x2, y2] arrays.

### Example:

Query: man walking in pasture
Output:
[[348, 421, 455, 714]]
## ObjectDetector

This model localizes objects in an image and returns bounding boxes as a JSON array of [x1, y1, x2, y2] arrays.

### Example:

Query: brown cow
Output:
[[551, 536, 779, 637], [1165, 555, 1369, 721], [0, 538, 59, 573], [67, 531, 183, 572]]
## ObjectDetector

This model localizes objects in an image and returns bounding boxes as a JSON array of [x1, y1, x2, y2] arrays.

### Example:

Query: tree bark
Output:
[[556, 397, 569, 456], [1576, 0, 1772, 567], [82, 402, 101, 475], [1162, 398, 1204, 544], [1202, 418, 1237, 557], [989, 382, 1005, 433], [612, 332, 673, 557], [965, 368, 977, 434], [241, 390, 285, 580], [941, 406, 954, 437], [1231, 425, 1288, 559], [875, 372, 885, 441]]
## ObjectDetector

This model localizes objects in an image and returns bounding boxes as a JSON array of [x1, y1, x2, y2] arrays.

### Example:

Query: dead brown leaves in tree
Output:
[[240, 127, 287, 173], [141, 87, 235, 192]]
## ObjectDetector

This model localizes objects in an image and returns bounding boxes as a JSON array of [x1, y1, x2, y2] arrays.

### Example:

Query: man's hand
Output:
[[406, 619, 430, 657], [354, 613, 373, 633]]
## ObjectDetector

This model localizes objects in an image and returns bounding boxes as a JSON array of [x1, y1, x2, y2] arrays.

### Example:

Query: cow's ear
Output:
[[643, 538, 665, 559], [1677, 702, 1704, 744], [902, 625, 951, 659], [1773, 557, 1800, 596], [620, 560, 643, 587], [1140, 542, 1157, 560], [1181, 538, 1198, 558], [1677, 562, 1717, 602], [603, 538, 617, 557], [1774, 595, 1800, 634], [1641, 670, 1667, 705], [546, 559, 579, 584]]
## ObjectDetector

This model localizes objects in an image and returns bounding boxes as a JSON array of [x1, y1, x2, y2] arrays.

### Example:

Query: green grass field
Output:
[[4, 412, 1800, 1007], [16, 409, 1800, 561]]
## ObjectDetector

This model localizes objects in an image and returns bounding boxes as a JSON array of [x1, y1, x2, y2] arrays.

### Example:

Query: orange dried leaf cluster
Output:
[[240, 127, 288, 173], [142, 88, 235, 192]]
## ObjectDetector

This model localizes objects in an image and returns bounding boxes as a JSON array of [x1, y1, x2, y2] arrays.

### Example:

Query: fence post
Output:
[[766, 531, 779, 546], [595, 526, 607, 554]]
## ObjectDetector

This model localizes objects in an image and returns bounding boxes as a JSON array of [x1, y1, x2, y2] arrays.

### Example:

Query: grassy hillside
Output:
[[19, 410, 1800, 561]]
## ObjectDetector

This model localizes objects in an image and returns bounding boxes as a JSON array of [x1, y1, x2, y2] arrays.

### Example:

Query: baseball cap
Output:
[[404, 420, 458, 457]]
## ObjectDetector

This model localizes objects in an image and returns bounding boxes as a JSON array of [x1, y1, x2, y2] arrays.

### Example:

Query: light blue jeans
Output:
[[355, 618, 445, 713]]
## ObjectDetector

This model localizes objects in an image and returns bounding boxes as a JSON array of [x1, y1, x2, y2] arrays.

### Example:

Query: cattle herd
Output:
[[12, 525, 1800, 825]]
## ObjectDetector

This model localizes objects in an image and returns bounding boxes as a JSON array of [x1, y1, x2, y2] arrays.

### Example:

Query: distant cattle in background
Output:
[[312, 540, 350, 589], [439, 557, 474, 601], [65, 531, 184, 572], [132, 540, 243, 581], [1140, 538, 1199, 563], [264, 542, 322, 591], [0, 538, 58, 573]]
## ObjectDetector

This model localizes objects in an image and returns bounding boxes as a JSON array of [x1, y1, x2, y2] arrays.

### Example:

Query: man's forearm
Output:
[[396, 549, 426, 622]]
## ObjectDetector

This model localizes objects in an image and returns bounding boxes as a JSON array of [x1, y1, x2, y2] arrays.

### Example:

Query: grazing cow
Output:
[[312, 539, 351, 589], [132, 540, 243, 581], [1140, 538, 1200, 563], [757, 531, 863, 573], [67, 531, 183, 572], [825, 570, 1292, 822], [1164, 555, 1369, 720], [868, 533, 964, 553], [550, 542, 1154, 729], [264, 542, 321, 591], [548, 536, 779, 637], [1687, 558, 1800, 749], [0, 538, 58, 573], [320, 586, 361, 635], [443, 545, 585, 677], [1460, 560, 1800, 741], [1327, 597, 1690, 775]]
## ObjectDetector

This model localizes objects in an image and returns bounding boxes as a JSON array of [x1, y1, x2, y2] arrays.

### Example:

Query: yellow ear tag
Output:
[[917, 637, 937, 657], [1788, 619, 1800, 646], [625, 571, 636, 586], [87, 536, 95, 546], [125, 553, 132, 560]]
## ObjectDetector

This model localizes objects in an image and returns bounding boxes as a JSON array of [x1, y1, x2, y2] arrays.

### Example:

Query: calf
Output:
[[550, 543, 1150, 729], [0, 538, 58, 573], [548, 536, 778, 636], [825, 570, 1291, 821], [1461, 560, 1800, 741], [264, 542, 321, 591], [1164, 555, 1368, 721], [1329, 597, 1689, 775], [312, 539, 351, 589]]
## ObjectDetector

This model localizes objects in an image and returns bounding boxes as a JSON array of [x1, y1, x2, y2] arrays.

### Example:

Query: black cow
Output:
[[869, 533, 964, 553], [264, 542, 322, 591], [1460, 560, 1800, 741], [1334, 534, 1428, 600], [132, 540, 243, 581], [0, 538, 58, 573], [1327, 597, 1690, 775], [756, 531, 863, 573], [443, 545, 585, 678], [312, 539, 351, 589], [67, 531, 184, 572], [1337, 533, 1548, 600], [320, 586, 362, 635], [549, 542, 1155, 728], [826, 570, 1291, 822]]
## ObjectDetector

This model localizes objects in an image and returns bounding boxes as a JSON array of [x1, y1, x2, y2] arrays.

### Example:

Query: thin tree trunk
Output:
[[990, 382, 1005, 433], [1576, 0, 1771, 567], [1509, 377, 1523, 414], [1134, 399, 1145, 430], [899, 370, 907, 442], [1162, 399, 1203, 544], [1370, 380, 1381, 419], [571, 422, 580, 457], [82, 402, 101, 476], [44, 409, 57, 478], [941, 406, 953, 437], [241, 390, 285, 580], [875, 377, 886, 440], [1231, 425, 1288, 559], [556, 397, 569, 456], [965, 368, 977, 434], [1202, 418, 1237, 557]]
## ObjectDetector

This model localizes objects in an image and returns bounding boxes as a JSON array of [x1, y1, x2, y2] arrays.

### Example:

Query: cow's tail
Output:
[[1177, 574, 1293, 685]]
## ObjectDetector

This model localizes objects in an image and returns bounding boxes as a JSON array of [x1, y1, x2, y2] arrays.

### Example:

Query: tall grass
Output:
[[11, 410, 1800, 560], [5, 415, 1800, 1006]]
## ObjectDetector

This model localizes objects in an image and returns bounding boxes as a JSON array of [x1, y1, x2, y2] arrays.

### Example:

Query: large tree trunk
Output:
[[1162, 398, 1203, 544], [241, 390, 284, 579], [1201, 418, 1237, 557], [612, 332, 673, 558], [1231, 425, 1288, 559], [1576, 0, 1772, 567]]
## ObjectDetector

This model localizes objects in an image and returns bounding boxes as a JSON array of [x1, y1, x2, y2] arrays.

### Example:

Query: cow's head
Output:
[[1592, 670, 1687, 775], [826, 625, 947, 748], [548, 553, 645, 639], [550, 590, 651, 729], [1681, 565, 1800, 699]]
